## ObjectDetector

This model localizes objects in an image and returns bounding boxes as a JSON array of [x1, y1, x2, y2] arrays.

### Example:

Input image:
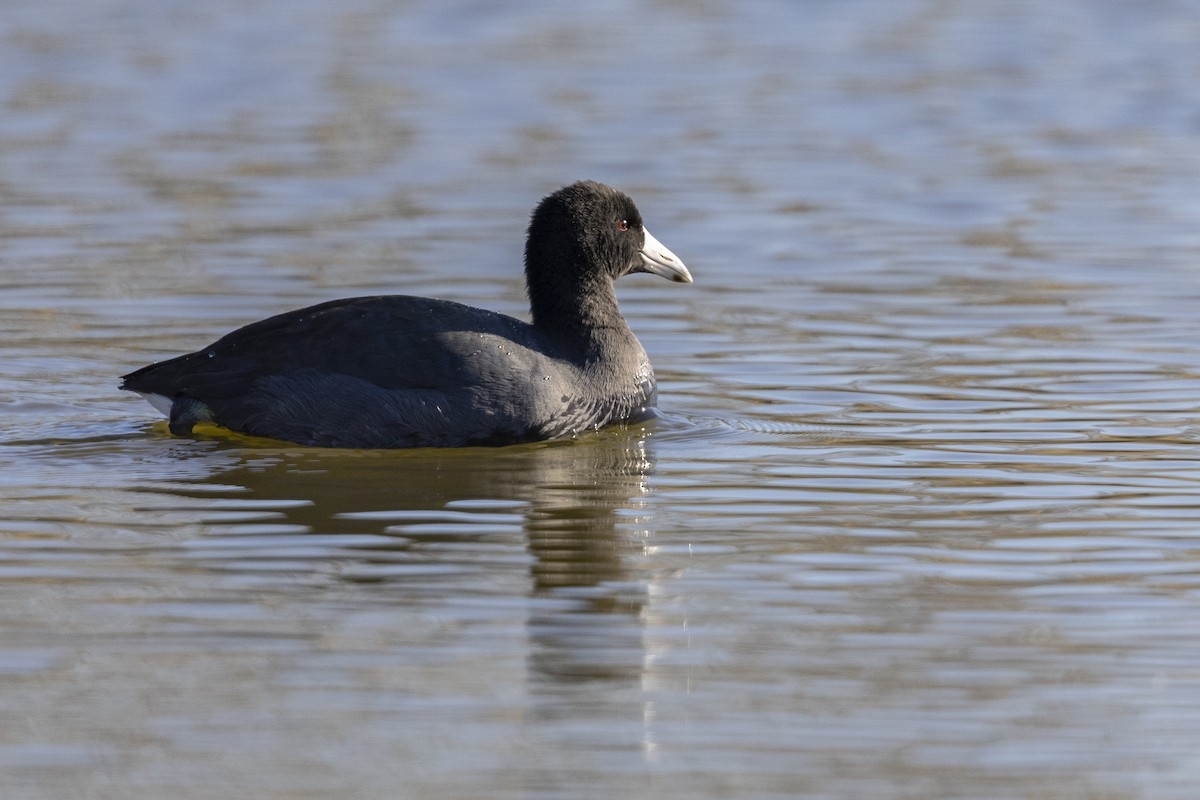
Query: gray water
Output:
[[4, 1, 1200, 797]]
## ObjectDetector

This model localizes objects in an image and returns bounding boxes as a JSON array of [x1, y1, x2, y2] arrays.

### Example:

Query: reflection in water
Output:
[[523, 439, 652, 686], [167, 427, 663, 751], [164, 426, 658, 684]]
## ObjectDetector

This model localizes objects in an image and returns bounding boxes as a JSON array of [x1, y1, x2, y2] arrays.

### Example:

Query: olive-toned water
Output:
[[4, 1, 1200, 797]]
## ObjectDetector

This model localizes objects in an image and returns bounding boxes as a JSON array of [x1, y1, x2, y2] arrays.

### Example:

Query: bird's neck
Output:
[[529, 270, 654, 413], [529, 272, 630, 345]]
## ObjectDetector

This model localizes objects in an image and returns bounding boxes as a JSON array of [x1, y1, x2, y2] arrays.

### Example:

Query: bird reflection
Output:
[[165, 424, 657, 686], [522, 437, 653, 683]]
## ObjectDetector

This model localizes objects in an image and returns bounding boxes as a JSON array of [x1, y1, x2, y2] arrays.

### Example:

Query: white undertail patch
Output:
[[137, 392, 174, 418]]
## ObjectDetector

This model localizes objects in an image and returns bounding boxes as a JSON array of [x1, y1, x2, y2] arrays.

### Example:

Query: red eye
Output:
[[617, 219, 629, 232]]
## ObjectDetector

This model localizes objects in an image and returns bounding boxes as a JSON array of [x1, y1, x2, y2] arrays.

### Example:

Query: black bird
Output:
[[120, 181, 692, 448]]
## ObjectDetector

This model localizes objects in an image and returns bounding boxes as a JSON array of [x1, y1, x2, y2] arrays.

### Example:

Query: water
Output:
[[4, 0, 1200, 797]]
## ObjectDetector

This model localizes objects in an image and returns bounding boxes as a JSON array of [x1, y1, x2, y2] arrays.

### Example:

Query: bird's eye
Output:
[[617, 219, 629, 232]]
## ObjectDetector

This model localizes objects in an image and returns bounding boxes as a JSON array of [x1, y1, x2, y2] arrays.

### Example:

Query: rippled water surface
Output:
[[5, 1, 1200, 797]]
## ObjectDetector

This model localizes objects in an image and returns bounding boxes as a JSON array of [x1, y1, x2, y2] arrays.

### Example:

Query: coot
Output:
[[120, 181, 692, 448]]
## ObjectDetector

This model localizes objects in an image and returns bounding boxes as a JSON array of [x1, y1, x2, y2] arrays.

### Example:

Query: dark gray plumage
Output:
[[119, 181, 692, 448]]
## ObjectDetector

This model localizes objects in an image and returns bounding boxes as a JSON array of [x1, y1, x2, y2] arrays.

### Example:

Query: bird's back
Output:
[[121, 295, 566, 447]]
